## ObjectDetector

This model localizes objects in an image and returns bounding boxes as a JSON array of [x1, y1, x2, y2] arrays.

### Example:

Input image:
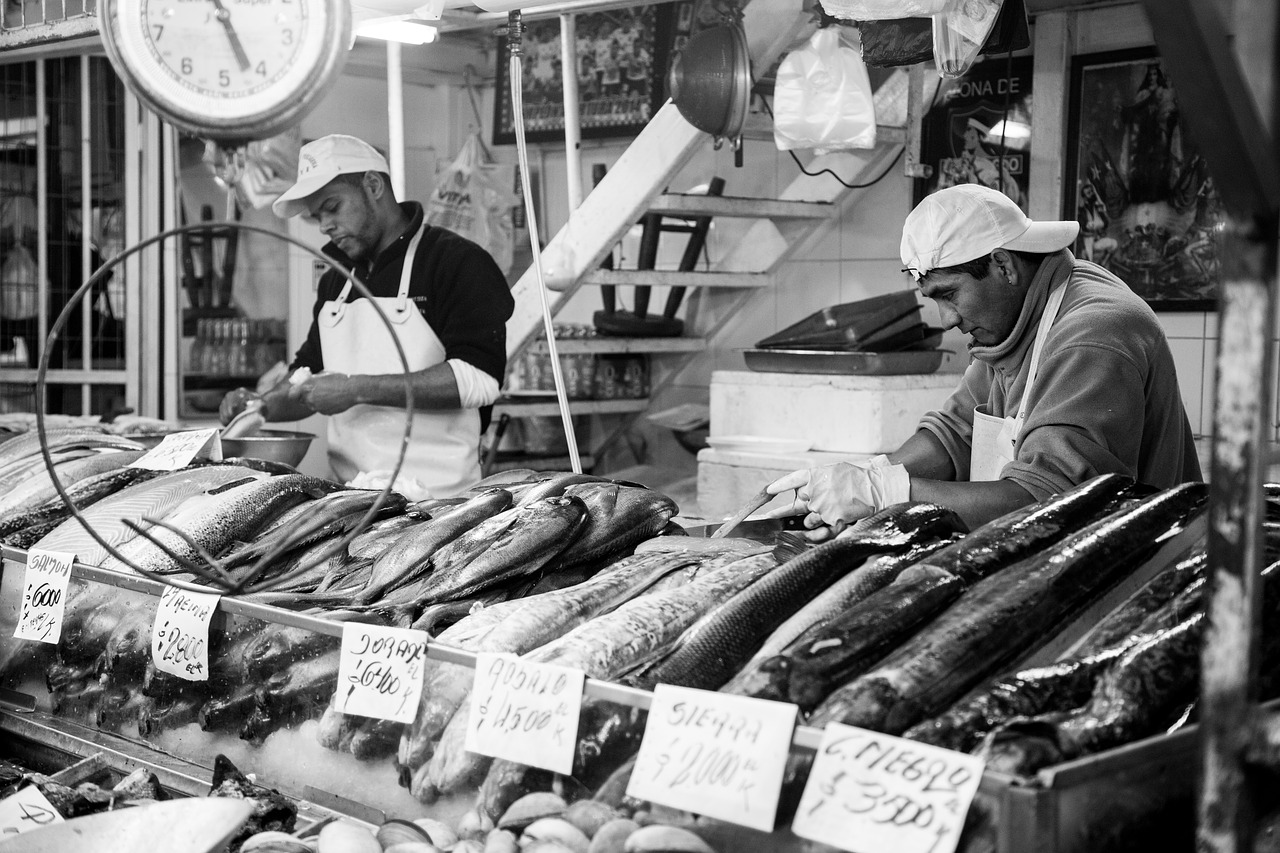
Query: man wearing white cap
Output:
[[220, 134, 514, 498], [768, 184, 1200, 532]]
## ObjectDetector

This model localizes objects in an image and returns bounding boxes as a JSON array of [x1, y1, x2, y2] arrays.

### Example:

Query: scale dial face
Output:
[[102, 0, 350, 140]]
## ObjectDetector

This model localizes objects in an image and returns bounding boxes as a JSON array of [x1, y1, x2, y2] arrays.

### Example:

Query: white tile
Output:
[[839, 259, 917, 303], [1205, 310, 1219, 339], [1200, 338, 1215, 438], [1155, 311, 1206, 339], [1166, 337, 1204, 437], [835, 170, 914, 261]]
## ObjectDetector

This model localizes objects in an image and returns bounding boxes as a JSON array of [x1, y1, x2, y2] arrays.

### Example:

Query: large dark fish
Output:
[[548, 483, 679, 570], [3, 517, 66, 548], [139, 690, 208, 737], [513, 472, 608, 507], [240, 649, 341, 743], [223, 489, 407, 569], [349, 719, 404, 760], [239, 622, 342, 680], [199, 684, 260, 733], [1071, 548, 1206, 656], [96, 684, 146, 733]]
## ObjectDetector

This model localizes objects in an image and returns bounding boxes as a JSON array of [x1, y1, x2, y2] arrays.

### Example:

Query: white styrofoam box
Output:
[[695, 447, 876, 521], [710, 369, 959, 454]]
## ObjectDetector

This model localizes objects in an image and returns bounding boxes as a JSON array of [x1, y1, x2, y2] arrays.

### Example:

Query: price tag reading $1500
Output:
[[0, 785, 63, 837], [129, 428, 222, 471], [792, 722, 985, 853], [13, 549, 75, 644], [627, 684, 799, 832], [465, 652, 585, 775], [151, 585, 221, 681], [335, 623, 427, 724]]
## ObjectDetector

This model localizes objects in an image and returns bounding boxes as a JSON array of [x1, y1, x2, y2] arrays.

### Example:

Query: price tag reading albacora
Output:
[[627, 684, 798, 832], [792, 722, 985, 853], [13, 549, 75, 644], [150, 585, 220, 681], [335, 622, 427, 724], [465, 653, 585, 775], [129, 427, 222, 471], [0, 785, 63, 837]]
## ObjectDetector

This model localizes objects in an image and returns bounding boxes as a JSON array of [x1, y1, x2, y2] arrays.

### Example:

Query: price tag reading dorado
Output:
[[335, 623, 427, 724], [150, 585, 220, 681], [129, 428, 222, 471], [627, 685, 798, 832], [792, 722, 985, 853], [0, 785, 63, 836], [465, 653, 585, 774], [13, 549, 75, 644]]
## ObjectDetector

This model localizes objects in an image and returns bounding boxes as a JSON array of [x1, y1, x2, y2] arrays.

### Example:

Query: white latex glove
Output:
[[765, 455, 911, 534]]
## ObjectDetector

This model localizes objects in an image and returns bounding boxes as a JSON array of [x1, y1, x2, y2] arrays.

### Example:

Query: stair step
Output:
[[529, 337, 707, 355], [741, 112, 907, 145], [581, 270, 772, 289], [494, 397, 651, 418], [647, 194, 834, 220]]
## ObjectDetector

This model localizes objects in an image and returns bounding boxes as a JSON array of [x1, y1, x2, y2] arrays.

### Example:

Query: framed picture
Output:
[[492, 3, 692, 146], [914, 55, 1034, 213], [1065, 47, 1225, 311]]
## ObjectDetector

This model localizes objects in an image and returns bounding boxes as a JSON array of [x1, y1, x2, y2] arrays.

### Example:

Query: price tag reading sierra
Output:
[[14, 549, 75, 644], [335, 622, 427, 724], [465, 652, 584, 774], [150, 585, 220, 681], [130, 428, 222, 471]]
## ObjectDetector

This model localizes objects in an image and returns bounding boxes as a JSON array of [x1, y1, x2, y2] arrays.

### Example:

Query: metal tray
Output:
[[741, 347, 945, 375]]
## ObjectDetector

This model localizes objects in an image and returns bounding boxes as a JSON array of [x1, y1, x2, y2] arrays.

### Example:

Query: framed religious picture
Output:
[[914, 54, 1034, 213], [492, 2, 692, 146], [1065, 47, 1224, 311]]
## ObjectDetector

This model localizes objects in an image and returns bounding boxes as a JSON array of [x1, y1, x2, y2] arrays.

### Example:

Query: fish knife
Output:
[[710, 485, 773, 539]]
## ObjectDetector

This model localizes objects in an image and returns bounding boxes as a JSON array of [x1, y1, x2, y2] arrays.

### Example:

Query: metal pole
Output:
[[560, 12, 583, 210], [387, 41, 406, 200]]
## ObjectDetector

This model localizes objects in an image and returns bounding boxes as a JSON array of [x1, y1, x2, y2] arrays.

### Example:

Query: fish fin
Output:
[[773, 532, 810, 562]]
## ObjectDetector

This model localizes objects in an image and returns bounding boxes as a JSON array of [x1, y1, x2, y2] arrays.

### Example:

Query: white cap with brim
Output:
[[271, 134, 390, 219], [900, 184, 1080, 281]]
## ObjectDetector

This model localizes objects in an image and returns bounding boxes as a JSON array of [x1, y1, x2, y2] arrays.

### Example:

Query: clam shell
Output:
[[317, 820, 382, 853], [240, 831, 314, 853], [382, 845, 441, 853], [498, 792, 568, 831], [458, 808, 496, 840], [521, 844, 578, 853], [412, 817, 459, 848], [484, 828, 520, 853], [520, 818, 590, 853], [453, 842, 486, 853], [586, 819, 640, 853], [622, 826, 716, 853], [377, 819, 432, 849], [564, 802, 619, 839]]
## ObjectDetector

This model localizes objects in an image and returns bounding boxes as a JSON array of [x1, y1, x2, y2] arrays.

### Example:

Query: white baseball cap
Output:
[[900, 184, 1079, 281], [272, 134, 390, 218]]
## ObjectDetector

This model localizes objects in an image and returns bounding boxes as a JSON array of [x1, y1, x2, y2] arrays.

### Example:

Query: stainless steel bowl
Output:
[[219, 429, 315, 467]]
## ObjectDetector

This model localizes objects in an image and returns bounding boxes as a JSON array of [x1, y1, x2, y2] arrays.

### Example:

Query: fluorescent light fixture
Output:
[[356, 16, 439, 43], [984, 118, 1032, 151]]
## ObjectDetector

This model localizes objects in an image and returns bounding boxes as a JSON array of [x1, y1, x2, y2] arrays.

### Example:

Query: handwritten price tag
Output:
[[0, 785, 63, 837], [335, 623, 427, 724], [130, 428, 222, 471], [150, 585, 220, 681], [792, 722, 985, 853], [13, 550, 75, 644], [627, 684, 798, 832], [465, 653, 585, 774]]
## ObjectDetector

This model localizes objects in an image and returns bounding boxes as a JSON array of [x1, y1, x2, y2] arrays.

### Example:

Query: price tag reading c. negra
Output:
[[627, 684, 798, 832], [150, 585, 220, 681], [0, 785, 63, 837], [465, 652, 585, 775], [335, 622, 427, 724], [129, 428, 222, 470], [792, 722, 985, 853], [13, 549, 75, 644]]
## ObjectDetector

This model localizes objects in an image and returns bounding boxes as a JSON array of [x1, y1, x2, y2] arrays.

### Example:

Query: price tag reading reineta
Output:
[[129, 428, 222, 470], [0, 785, 63, 837], [465, 653, 585, 775], [335, 622, 427, 724], [792, 722, 985, 853], [13, 549, 75, 644], [150, 585, 220, 681], [627, 684, 798, 832]]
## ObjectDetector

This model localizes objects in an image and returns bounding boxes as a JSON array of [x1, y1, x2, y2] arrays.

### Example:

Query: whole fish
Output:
[[0, 428, 140, 489], [239, 623, 342, 681], [3, 518, 66, 548], [348, 515, 425, 560], [514, 472, 608, 507], [199, 684, 259, 733], [240, 649, 341, 743], [96, 684, 146, 733], [0, 449, 145, 520], [1071, 548, 1206, 656], [317, 698, 360, 752], [96, 608, 154, 678], [350, 719, 403, 760], [223, 489, 406, 569], [139, 690, 208, 737], [0, 425, 107, 469], [0, 464, 163, 540], [549, 483, 679, 569]]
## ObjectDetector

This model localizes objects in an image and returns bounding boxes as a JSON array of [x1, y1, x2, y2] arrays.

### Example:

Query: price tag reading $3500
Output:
[[335, 622, 427, 724]]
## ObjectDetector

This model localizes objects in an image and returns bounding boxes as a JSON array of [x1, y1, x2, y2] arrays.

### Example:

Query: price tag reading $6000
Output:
[[335, 623, 427, 724], [0, 785, 63, 837], [13, 549, 75, 644], [792, 722, 985, 853], [627, 684, 799, 832], [151, 585, 221, 681], [465, 652, 585, 775]]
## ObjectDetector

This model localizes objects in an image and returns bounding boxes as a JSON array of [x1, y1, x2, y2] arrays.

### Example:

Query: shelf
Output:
[[579, 270, 771, 289], [486, 452, 596, 473], [528, 337, 707, 355], [494, 397, 650, 417], [647, 194, 834, 221]]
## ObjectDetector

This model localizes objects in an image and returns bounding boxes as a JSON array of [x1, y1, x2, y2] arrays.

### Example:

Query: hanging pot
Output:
[[667, 19, 751, 146]]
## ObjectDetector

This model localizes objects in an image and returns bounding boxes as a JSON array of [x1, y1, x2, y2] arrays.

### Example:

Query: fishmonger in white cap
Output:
[[767, 183, 1201, 532]]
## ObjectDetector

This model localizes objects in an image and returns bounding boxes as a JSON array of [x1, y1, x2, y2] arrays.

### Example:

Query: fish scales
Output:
[[0, 449, 145, 520], [0, 464, 163, 539], [348, 515, 425, 560], [551, 483, 679, 569], [0, 426, 107, 469], [1071, 548, 1206, 656]]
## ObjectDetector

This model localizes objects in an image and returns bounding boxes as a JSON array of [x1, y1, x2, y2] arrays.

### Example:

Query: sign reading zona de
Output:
[[129, 428, 222, 471], [335, 622, 427, 724], [14, 549, 75, 644], [465, 652, 584, 775], [627, 684, 798, 832], [792, 722, 985, 853], [150, 585, 221, 681]]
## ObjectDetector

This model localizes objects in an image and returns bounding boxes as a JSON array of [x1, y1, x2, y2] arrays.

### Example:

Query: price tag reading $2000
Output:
[[335, 622, 427, 724], [0, 785, 63, 837], [465, 653, 585, 774], [151, 585, 221, 680], [130, 428, 222, 470], [627, 684, 798, 832], [13, 550, 75, 644], [792, 722, 985, 853]]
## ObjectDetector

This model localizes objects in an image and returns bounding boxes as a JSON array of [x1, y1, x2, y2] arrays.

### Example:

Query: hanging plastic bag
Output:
[[933, 0, 1004, 78], [818, 0, 947, 19], [425, 133, 519, 276], [0, 244, 40, 321], [773, 28, 877, 155]]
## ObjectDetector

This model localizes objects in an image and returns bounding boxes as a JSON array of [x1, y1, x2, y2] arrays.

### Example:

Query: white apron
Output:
[[318, 224, 481, 497], [970, 280, 1069, 482]]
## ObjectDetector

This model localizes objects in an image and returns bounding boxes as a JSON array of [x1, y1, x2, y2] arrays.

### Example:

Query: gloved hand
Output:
[[219, 387, 262, 426], [766, 455, 911, 534]]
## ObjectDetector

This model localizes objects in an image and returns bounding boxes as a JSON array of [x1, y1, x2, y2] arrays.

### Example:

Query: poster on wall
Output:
[[914, 55, 1034, 213], [1064, 48, 1224, 311]]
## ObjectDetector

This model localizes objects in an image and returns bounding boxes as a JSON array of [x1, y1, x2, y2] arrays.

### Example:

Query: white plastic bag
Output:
[[819, 0, 947, 19], [425, 133, 519, 276], [933, 0, 1003, 78], [773, 28, 877, 154]]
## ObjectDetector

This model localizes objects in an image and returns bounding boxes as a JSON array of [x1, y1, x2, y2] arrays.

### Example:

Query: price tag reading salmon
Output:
[[150, 585, 220, 681], [792, 722, 984, 853], [14, 549, 75, 644], [0, 785, 63, 837], [465, 653, 585, 775], [335, 623, 427, 724], [627, 684, 798, 832], [130, 428, 222, 470]]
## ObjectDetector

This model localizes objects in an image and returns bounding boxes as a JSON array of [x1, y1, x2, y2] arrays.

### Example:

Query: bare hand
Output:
[[290, 372, 355, 415]]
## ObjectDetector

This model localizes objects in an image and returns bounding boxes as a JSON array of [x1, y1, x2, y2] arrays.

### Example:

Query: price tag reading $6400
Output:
[[465, 652, 585, 775], [335, 622, 427, 724], [627, 684, 799, 832], [13, 549, 75, 644], [150, 585, 221, 681], [792, 722, 985, 853], [0, 785, 63, 837]]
